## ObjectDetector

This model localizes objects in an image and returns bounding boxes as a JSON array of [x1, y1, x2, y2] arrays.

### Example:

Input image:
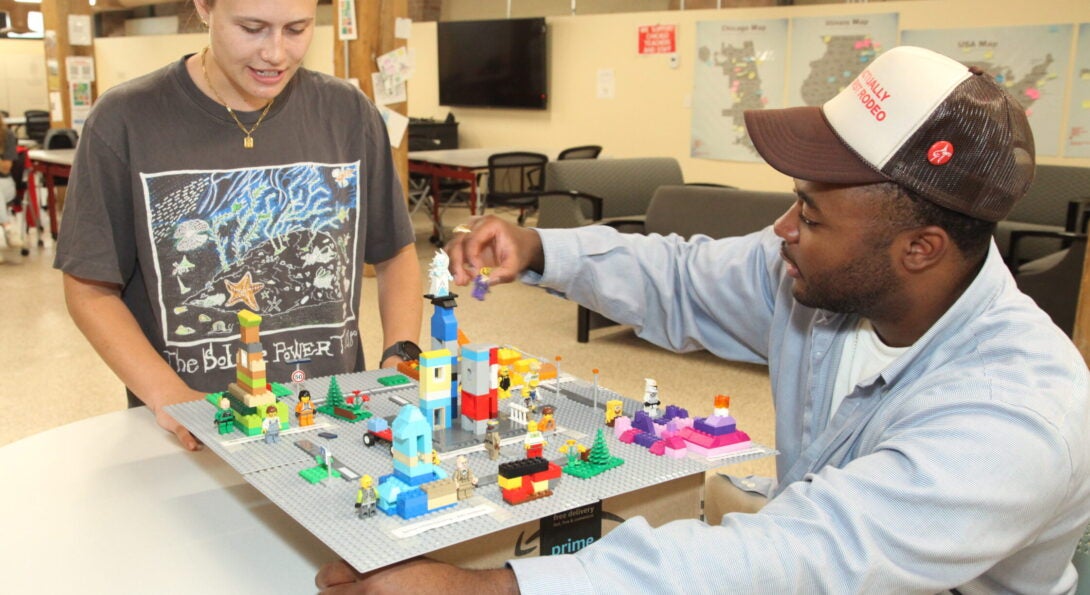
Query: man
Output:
[[317, 47, 1090, 593]]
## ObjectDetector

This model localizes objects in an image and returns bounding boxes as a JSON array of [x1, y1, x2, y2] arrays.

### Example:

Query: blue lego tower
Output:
[[376, 404, 453, 519]]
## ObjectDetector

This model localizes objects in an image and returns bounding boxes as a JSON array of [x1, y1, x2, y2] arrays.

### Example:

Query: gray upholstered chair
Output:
[[996, 165, 1090, 266], [575, 185, 796, 342], [535, 157, 684, 229], [1011, 231, 1086, 337]]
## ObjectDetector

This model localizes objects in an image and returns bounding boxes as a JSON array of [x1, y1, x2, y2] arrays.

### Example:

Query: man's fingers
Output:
[[316, 560, 361, 590]]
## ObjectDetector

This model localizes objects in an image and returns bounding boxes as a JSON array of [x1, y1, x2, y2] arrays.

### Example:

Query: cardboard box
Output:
[[431, 473, 703, 568]]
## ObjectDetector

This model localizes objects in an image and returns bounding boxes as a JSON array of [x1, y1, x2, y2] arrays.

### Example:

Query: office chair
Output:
[[43, 128, 78, 150], [42, 128, 78, 189], [484, 151, 548, 225], [23, 110, 51, 145], [558, 145, 602, 160]]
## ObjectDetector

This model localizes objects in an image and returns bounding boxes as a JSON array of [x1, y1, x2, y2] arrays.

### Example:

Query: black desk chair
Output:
[[558, 145, 602, 160], [42, 128, 78, 189], [485, 152, 547, 225], [23, 110, 51, 145]]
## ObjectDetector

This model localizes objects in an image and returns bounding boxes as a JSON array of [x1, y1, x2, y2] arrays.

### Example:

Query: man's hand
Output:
[[316, 558, 519, 594], [446, 216, 544, 286], [151, 388, 206, 451]]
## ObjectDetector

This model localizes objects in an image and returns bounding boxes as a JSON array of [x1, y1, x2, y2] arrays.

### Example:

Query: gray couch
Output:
[[535, 157, 684, 229], [576, 184, 796, 342]]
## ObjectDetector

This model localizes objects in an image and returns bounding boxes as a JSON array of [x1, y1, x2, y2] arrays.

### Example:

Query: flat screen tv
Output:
[[437, 18, 548, 110]]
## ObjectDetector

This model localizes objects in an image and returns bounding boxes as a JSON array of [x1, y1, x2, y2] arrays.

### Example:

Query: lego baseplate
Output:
[[167, 361, 776, 574]]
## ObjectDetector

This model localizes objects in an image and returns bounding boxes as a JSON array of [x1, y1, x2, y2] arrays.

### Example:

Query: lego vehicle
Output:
[[362, 417, 393, 450]]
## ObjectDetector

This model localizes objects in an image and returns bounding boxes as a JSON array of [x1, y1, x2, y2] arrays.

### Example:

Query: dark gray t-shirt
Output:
[[54, 56, 414, 393]]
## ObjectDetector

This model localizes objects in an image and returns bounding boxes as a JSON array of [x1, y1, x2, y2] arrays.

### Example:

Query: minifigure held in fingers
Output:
[[443, 216, 546, 287], [472, 267, 492, 301]]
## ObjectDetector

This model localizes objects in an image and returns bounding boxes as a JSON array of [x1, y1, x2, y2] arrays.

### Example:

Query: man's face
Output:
[[198, 0, 316, 110], [773, 180, 903, 316]]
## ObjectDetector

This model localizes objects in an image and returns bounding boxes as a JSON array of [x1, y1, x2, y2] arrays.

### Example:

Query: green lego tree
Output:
[[326, 376, 345, 409], [565, 428, 623, 479], [588, 428, 612, 466]]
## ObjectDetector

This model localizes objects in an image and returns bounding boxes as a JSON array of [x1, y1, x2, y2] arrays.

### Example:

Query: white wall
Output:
[[94, 25, 336, 94], [407, 0, 1090, 192], [84, 0, 1090, 193], [0, 39, 48, 116]]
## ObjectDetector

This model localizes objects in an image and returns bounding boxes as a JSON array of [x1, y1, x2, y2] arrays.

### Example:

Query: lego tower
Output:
[[376, 404, 456, 519], [429, 294, 461, 418], [229, 310, 277, 408], [459, 343, 499, 434], [419, 348, 456, 430]]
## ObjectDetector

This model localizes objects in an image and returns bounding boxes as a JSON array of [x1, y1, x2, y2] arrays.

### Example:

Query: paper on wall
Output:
[[372, 72, 407, 106], [376, 46, 414, 87], [395, 17, 412, 40], [378, 105, 409, 149]]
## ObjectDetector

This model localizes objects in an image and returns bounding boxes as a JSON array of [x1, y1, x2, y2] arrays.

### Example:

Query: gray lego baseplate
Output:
[[167, 352, 776, 574]]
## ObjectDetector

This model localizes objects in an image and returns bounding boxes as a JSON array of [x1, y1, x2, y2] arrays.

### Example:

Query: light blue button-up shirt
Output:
[[509, 226, 1090, 594]]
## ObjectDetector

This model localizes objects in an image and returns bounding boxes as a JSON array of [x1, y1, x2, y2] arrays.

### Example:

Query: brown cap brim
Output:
[[744, 106, 889, 185]]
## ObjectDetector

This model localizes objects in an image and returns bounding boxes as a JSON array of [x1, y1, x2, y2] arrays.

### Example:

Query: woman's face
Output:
[[196, 0, 317, 110]]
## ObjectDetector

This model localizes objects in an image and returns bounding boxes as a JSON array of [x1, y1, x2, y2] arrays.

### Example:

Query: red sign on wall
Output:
[[638, 24, 677, 55]]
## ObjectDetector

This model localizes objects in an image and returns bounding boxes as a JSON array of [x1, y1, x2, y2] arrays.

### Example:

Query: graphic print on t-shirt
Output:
[[141, 162, 361, 358]]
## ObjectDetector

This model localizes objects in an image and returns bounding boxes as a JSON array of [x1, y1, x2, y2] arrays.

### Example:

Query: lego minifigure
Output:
[[262, 405, 281, 444], [295, 390, 316, 426], [643, 378, 661, 418], [498, 367, 512, 399], [214, 396, 235, 435], [522, 383, 537, 413], [484, 419, 502, 460], [471, 267, 492, 301], [605, 399, 624, 426], [431, 449, 442, 465], [356, 475, 378, 518], [524, 420, 546, 458], [538, 406, 556, 434], [427, 249, 454, 297], [452, 455, 479, 500]]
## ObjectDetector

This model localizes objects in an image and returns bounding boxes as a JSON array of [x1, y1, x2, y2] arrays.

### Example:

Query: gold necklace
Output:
[[200, 47, 273, 149]]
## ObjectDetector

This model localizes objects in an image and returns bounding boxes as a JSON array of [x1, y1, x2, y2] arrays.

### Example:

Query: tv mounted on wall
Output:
[[437, 17, 548, 110]]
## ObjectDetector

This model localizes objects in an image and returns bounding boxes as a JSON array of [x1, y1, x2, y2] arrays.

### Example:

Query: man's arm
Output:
[[373, 243, 422, 368], [316, 558, 518, 595], [63, 273, 203, 450]]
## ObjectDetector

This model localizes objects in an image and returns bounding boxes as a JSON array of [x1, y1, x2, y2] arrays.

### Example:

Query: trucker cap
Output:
[[744, 45, 1035, 222]]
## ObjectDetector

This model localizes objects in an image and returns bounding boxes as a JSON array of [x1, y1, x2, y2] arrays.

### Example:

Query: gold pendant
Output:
[[244, 136, 254, 149]]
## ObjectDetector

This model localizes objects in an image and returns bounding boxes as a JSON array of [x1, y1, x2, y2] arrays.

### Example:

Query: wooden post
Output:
[[334, 0, 410, 278], [333, 0, 409, 199], [38, 0, 96, 129]]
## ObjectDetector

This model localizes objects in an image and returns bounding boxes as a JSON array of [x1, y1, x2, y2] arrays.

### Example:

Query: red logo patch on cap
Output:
[[927, 141, 954, 166]]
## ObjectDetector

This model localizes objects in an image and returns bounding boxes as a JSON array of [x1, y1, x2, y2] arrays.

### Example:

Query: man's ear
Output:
[[901, 225, 949, 272]]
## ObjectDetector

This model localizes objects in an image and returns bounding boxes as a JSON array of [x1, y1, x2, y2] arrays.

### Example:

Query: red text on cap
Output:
[[928, 141, 954, 166]]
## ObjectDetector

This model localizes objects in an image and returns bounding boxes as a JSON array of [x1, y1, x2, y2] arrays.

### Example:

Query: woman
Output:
[[53, 0, 422, 450], [0, 111, 24, 257]]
